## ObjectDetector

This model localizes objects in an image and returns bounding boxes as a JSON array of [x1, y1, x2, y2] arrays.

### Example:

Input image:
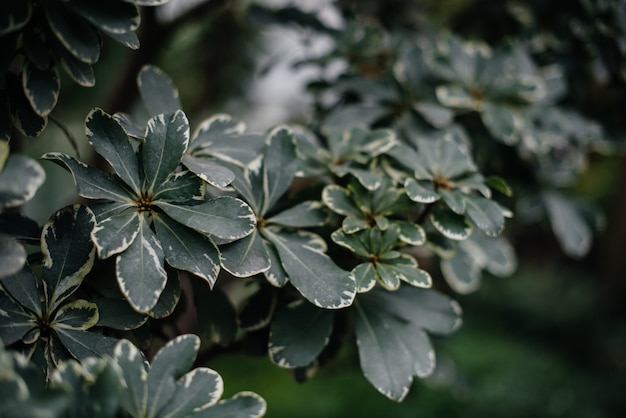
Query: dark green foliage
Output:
[[0, 0, 623, 416]]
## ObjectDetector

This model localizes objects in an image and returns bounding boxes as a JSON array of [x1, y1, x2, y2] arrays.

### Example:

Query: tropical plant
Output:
[[1, 0, 622, 416]]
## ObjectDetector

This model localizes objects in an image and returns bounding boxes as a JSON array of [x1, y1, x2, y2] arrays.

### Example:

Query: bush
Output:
[[1, 1, 623, 416]]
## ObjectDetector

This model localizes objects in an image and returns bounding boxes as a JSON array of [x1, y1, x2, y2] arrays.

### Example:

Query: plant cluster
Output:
[[1, 0, 620, 416]]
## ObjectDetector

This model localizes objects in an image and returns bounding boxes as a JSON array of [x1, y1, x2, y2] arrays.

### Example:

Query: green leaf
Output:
[[266, 201, 328, 228], [191, 281, 237, 346], [440, 244, 481, 294], [44, 2, 101, 64], [383, 253, 432, 288], [158, 367, 223, 417], [342, 216, 370, 234], [322, 185, 362, 217], [485, 176, 513, 197], [143, 110, 190, 194], [374, 263, 400, 290], [260, 127, 297, 214], [65, 0, 139, 34], [0, 236, 26, 279], [430, 208, 472, 240], [48, 35, 95, 86], [196, 392, 267, 418], [22, 64, 60, 117], [481, 102, 520, 145], [42, 205, 96, 311], [463, 195, 506, 236], [439, 189, 465, 214], [544, 192, 592, 258], [269, 300, 334, 368], [94, 298, 147, 330], [148, 267, 181, 319], [239, 286, 276, 331], [42, 152, 135, 202], [331, 229, 370, 258], [6, 73, 47, 137], [138, 65, 181, 117], [395, 221, 426, 245], [158, 197, 256, 241], [435, 84, 477, 109], [188, 113, 247, 152], [219, 229, 270, 278], [0, 154, 45, 208], [404, 178, 439, 203], [0, 265, 41, 317], [50, 357, 123, 418], [116, 217, 167, 313], [147, 334, 200, 417], [355, 287, 462, 400], [54, 327, 119, 361], [353, 299, 415, 401], [154, 213, 220, 285], [103, 28, 139, 49], [52, 299, 99, 330], [113, 339, 149, 417], [0, 289, 37, 345], [182, 155, 235, 188], [92, 210, 141, 259], [262, 227, 356, 309], [86, 108, 141, 194], [0, 0, 32, 36], [153, 170, 204, 202], [352, 262, 377, 292], [263, 241, 288, 287]]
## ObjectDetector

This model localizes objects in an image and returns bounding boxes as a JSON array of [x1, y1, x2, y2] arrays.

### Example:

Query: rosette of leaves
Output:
[[295, 126, 398, 191], [218, 125, 357, 310], [440, 229, 517, 294], [0, 0, 169, 139], [113, 334, 266, 418], [322, 177, 432, 291], [386, 134, 512, 240], [0, 204, 120, 374], [0, 336, 267, 418], [43, 107, 256, 314], [428, 35, 546, 145], [319, 43, 454, 134], [0, 140, 45, 278]]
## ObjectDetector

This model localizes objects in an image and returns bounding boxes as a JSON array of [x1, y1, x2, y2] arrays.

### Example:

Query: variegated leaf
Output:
[[51, 299, 98, 330], [322, 184, 362, 217], [262, 227, 356, 309], [22, 63, 60, 117], [182, 154, 235, 188], [404, 178, 439, 203], [91, 211, 140, 259], [116, 217, 167, 313], [66, 0, 139, 34], [266, 201, 328, 228], [44, 2, 101, 64], [143, 110, 189, 193], [219, 229, 270, 278], [430, 208, 472, 240], [42, 205, 96, 311], [269, 300, 334, 368], [196, 392, 267, 418], [138, 65, 181, 117], [86, 108, 141, 194], [0, 154, 45, 208], [261, 127, 297, 214], [0, 0, 32, 36], [157, 197, 256, 241], [463, 195, 506, 236], [0, 288, 37, 345], [352, 262, 377, 293]]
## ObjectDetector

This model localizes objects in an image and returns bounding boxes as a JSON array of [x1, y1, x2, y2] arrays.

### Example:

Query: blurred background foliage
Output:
[[20, 0, 626, 416]]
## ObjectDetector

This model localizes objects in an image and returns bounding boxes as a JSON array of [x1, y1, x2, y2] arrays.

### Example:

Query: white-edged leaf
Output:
[[91, 211, 140, 259], [0, 289, 37, 346], [147, 334, 201, 417], [182, 155, 235, 188], [0, 264, 40, 314], [42, 205, 96, 311], [404, 178, 439, 203], [544, 192, 592, 258], [42, 152, 135, 202], [352, 262, 377, 293], [143, 110, 189, 193], [153, 213, 220, 286], [157, 197, 256, 240], [86, 108, 141, 193], [0, 154, 45, 208], [196, 392, 267, 418], [261, 127, 297, 214], [51, 299, 98, 330], [138, 65, 181, 117], [116, 217, 166, 313], [430, 209, 472, 240], [44, 2, 101, 64], [66, 0, 139, 34], [113, 339, 149, 417], [322, 185, 362, 217], [158, 367, 224, 417], [22, 63, 60, 117], [262, 227, 356, 309], [54, 327, 119, 361], [219, 229, 270, 278], [463, 195, 506, 236], [269, 300, 334, 368], [266, 200, 328, 228], [0, 0, 32, 36]]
